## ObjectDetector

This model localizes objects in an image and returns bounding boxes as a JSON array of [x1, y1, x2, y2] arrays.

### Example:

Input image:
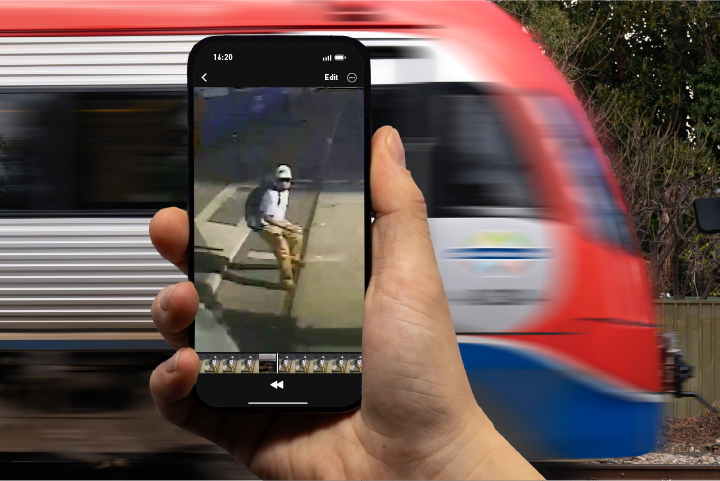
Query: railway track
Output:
[[3, 454, 720, 479], [531, 462, 720, 480]]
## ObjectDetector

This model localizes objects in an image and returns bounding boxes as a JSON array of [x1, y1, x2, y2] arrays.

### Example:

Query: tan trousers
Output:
[[259, 224, 303, 283]]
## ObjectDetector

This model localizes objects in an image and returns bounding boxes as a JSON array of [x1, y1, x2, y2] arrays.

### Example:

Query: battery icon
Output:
[[334, 54, 346, 61]]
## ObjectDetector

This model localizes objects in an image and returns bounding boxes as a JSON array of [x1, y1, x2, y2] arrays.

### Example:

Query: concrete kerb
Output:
[[194, 184, 252, 301], [281, 184, 322, 316], [195, 301, 240, 352]]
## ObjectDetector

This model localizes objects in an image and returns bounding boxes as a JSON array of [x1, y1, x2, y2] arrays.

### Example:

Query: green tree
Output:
[[688, 59, 720, 158], [568, 1, 720, 139], [496, 0, 720, 299], [499, 1, 720, 136]]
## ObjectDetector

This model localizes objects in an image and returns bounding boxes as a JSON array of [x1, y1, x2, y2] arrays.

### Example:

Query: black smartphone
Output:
[[187, 36, 370, 412]]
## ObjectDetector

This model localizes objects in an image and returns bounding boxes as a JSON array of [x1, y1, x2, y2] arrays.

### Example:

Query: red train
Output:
[[0, 0, 698, 460]]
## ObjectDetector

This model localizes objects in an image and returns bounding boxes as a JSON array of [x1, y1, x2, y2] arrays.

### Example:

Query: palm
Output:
[[206, 411, 356, 479], [225, 236, 475, 477]]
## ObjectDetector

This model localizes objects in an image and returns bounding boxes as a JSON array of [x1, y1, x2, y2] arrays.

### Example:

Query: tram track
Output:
[[4, 451, 720, 479], [531, 461, 720, 480]]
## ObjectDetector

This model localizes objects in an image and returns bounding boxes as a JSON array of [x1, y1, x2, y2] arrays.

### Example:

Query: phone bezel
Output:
[[187, 35, 370, 413]]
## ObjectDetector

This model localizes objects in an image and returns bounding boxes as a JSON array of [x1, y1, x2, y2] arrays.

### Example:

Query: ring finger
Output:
[[151, 281, 199, 350]]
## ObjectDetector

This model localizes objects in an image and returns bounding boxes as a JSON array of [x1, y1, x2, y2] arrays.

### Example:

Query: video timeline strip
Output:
[[199, 353, 362, 374]]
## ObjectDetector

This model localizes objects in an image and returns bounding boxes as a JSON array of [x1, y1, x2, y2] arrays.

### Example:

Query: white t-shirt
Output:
[[259, 188, 289, 225]]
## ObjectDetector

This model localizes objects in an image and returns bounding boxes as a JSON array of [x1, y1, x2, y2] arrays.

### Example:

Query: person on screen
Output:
[[257, 164, 305, 291]]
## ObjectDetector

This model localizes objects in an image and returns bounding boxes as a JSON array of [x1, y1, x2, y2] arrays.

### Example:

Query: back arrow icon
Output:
[[270, 380, 284, 389], [202, 73, 207, 82]]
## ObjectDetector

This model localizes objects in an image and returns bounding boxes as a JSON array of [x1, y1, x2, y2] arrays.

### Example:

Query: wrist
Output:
[[419, 408, 543, 480], [462, 410, 544, 480]]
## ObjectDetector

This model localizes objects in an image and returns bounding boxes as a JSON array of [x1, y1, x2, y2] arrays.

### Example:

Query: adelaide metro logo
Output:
[[442, 231, 552, 277]]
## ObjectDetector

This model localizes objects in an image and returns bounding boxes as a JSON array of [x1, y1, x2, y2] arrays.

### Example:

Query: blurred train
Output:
[[0, 0, 691, 461]]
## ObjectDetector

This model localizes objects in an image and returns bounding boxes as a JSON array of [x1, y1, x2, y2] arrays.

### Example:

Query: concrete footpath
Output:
[[292, 184, 364, 352]]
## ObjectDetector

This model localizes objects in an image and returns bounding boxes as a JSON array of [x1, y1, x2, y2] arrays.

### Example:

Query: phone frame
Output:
[[187, 35, 370, 413]]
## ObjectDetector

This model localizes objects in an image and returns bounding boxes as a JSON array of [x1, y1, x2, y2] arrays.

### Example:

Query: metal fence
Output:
[[656, 301, 720, 418]]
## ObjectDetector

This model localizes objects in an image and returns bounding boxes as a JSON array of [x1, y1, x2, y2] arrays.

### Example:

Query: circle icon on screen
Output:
[[347, 73, 357, 83]]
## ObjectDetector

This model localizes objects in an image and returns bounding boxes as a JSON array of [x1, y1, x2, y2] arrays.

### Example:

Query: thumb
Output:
[[363, 126, 480, 442], [371, 125, 424, 223], [369, 125, 453, 333]]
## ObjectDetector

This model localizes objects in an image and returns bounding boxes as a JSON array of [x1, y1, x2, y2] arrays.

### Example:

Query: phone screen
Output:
[[189, 37, 368, 411]]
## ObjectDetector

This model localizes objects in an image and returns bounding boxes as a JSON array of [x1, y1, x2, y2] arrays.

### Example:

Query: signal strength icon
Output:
[[323, 55, 332, 61]]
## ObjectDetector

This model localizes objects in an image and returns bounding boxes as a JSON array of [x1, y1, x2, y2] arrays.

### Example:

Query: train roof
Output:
[[0, 1, 474, 35], [0, 1, 571, 96]]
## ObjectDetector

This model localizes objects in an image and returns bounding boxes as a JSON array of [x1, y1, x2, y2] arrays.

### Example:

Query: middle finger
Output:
[[152, 281, 199, 350]]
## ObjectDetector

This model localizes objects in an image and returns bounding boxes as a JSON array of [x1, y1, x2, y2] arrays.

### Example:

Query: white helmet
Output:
[[276, 165, 292, 180]]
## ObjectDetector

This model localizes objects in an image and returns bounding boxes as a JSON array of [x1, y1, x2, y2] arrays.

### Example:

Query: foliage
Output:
[[568, 1, 720, 133], [496, 0, 720, 299], [688, 59, 720, 156], [608, 102, 718, 298], [499, 1, 720, 136]]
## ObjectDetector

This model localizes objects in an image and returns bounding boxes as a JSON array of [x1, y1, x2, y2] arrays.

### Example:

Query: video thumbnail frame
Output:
[[199, 352, 361, 374]]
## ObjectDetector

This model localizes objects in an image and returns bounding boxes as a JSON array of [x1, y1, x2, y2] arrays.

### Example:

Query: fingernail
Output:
[[159, 284, 178, 312], [165, 348, 185, 373], [386, 128, 405, 168]]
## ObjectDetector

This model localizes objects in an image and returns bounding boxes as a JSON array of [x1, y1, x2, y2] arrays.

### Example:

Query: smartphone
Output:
[[187, 36, 370, 412]]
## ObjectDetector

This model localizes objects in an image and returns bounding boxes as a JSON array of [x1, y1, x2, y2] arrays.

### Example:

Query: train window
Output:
[[371, 84, 436, 210], [559, 139, 636, 253], [432, 93, 537, 215], [371, 83, 539, 218], [371, 85, 428, 139], [519, 94, 637, 254], [0, 90, 187, 213]]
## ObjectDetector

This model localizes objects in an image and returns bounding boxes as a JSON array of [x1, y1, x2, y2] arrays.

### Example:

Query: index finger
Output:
[[150, 207, 189, 275]]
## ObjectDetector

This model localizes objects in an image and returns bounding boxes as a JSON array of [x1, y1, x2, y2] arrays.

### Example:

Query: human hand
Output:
[[148, 126, 544, 480]]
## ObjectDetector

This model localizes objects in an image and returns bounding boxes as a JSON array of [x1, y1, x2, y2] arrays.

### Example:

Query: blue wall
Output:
[[199, 88, 289, 149]]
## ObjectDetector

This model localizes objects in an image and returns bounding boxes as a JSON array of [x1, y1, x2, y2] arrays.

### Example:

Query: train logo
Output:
[[443, 231, 552, 277]]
